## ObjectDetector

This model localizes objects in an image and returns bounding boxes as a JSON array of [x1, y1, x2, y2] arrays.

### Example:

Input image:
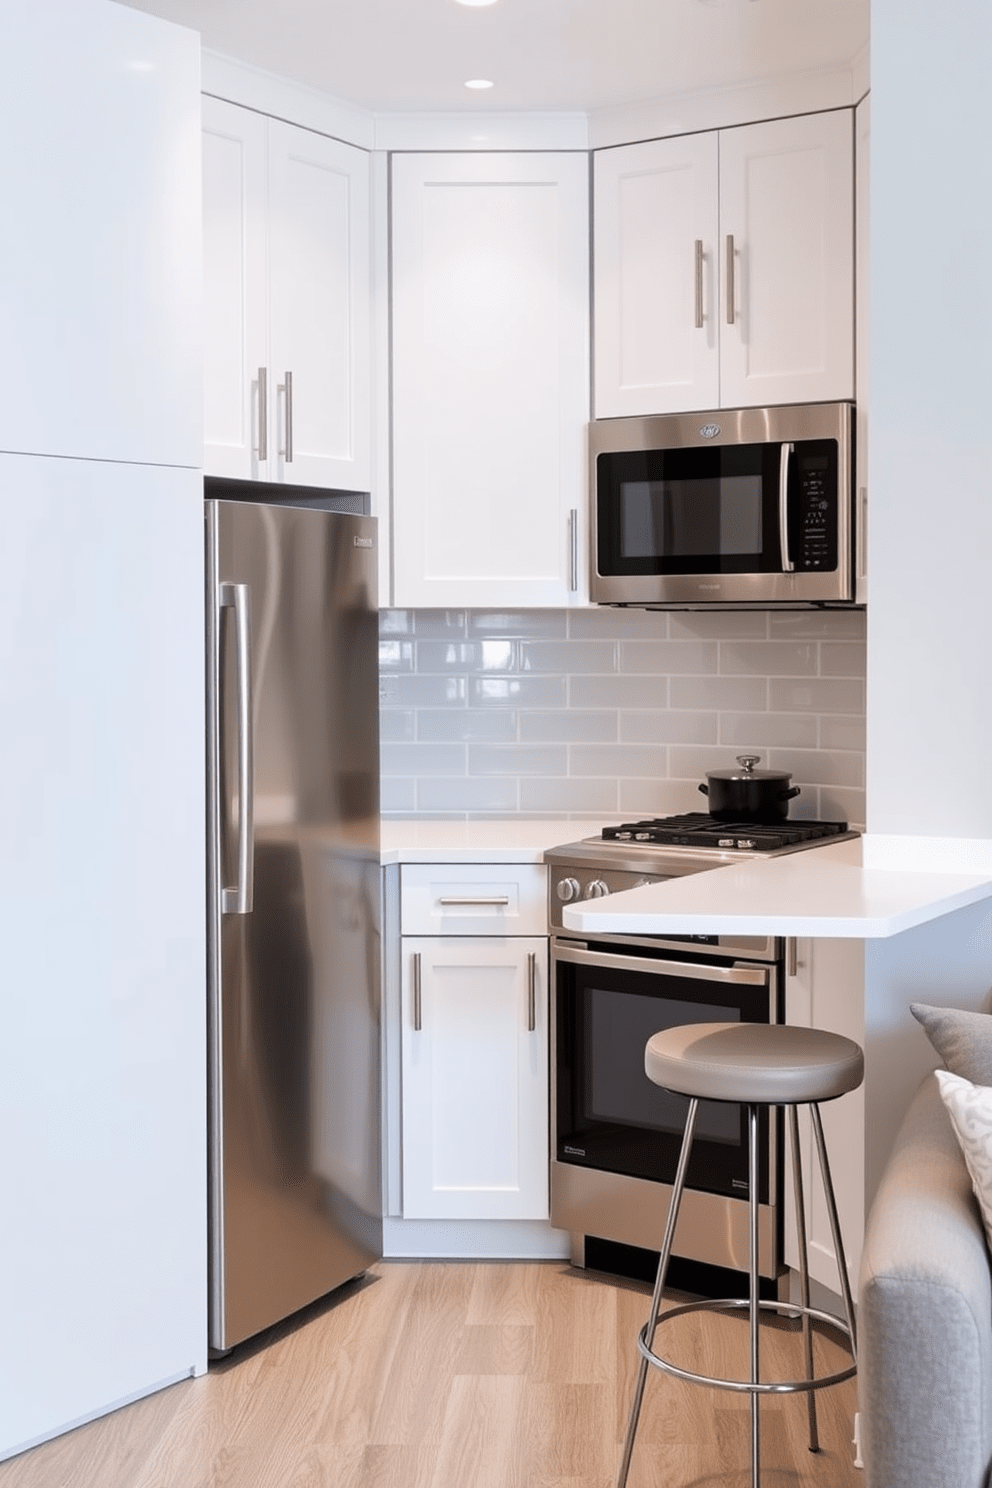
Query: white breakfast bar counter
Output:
[[561, 835, 992, 939]]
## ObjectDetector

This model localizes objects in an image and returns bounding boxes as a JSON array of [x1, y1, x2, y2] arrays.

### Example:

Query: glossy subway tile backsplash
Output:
[[379, 608, 866, 825]]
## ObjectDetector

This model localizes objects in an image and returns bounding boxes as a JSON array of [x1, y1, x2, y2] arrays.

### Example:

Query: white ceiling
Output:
[[119, 0, 869, 115]]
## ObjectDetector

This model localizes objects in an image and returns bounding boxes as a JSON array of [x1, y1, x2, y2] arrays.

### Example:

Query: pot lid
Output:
[[704, 754, 793, 783]]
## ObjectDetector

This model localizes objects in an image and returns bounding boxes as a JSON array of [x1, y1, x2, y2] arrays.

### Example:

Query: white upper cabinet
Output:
[[391, 152, 590, 608], [202, 98, 371, 491], [0, 2, 201, 468], [594, 133, 720, 416], [594, 111, 854, 417]]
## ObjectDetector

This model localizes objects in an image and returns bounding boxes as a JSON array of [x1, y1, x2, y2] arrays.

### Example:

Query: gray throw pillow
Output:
[[911, 1002, 992, 1086]]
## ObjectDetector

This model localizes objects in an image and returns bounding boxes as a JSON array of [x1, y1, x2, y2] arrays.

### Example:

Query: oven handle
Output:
[[552, 941, 770, 986]]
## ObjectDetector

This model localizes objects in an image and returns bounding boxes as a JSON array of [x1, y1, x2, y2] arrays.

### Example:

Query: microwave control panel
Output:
[[794, 443, 838, 571]]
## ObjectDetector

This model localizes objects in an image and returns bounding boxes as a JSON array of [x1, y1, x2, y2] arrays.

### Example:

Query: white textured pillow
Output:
[[935, 1068, 992, 1248]]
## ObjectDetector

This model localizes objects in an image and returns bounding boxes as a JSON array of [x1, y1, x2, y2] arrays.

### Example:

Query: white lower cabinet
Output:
[[396, 862, 550, 1223], [783, 937, 865, 1300], [400, 936, 549, 1220]]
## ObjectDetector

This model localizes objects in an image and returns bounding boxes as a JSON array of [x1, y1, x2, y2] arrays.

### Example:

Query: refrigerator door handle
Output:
[[219, 580, 254, 915]]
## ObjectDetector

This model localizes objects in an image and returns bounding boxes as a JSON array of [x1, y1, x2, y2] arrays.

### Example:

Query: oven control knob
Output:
[[556, 877, 581, 903], [585, 879, 610, 899]]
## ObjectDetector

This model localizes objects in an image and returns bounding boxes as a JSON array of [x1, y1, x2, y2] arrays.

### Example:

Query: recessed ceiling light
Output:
[[464, 78, 494, 90], [455, 0, 498, 7]]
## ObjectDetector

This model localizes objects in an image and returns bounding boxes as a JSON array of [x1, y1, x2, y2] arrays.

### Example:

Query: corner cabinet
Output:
[[594, 110, 854, 417], [398, 864, 549, 1221], [201, 96, 371, 490], [390, 153, 590, 608]]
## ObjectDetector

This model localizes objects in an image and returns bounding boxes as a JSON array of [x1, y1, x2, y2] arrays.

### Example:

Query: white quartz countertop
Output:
[[380, 818, 576, 864], [561, 836, 992, 938]]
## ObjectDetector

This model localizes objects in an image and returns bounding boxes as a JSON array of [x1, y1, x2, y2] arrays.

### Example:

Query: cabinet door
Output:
[[401, 937, 549, 1220], [594, 134, 720, 417], [268, 122, 371, 491], [719, 111, 854, 408], [0, 0, 201, 468], [391, 153, 589, 608], [783, 938, 865, 1298], [202, 96, 268, 479]]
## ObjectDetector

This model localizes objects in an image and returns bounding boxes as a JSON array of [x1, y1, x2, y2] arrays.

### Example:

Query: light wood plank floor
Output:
[[0, 1262, 860, 1488]]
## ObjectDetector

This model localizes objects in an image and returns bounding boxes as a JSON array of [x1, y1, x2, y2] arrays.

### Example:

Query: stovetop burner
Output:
[[600, 812, 849, 852]]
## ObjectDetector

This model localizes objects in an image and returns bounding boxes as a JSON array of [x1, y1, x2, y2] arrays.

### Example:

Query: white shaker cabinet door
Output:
[[391, 153, 589, 608], [267, 122, 371, 492], [202, 96, 269, 480], [202, 103, 371, 490], [400, 937, 549, 1221], [594, 133, 720, 417], [718, 110, 854, 409], [0, 0, 201, 468]]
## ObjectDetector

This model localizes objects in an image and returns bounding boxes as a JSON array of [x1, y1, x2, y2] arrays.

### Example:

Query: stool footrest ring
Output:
[[637, 1296, 856, 1396]]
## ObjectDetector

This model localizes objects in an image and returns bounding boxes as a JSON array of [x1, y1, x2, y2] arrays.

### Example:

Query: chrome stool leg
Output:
[[810, 1103, 859, 1360], [748, 1104, 761, 1488], [788, 1104, 819, 1453], [616, 1097, 700, 1488]]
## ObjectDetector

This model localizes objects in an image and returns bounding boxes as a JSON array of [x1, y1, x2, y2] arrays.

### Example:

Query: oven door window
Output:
[[556, 954, 774, 1202], [597, 443, 782, 577]]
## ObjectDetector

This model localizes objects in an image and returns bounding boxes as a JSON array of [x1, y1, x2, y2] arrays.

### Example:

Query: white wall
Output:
[[867, 0, 992, 838], [862, 0, 992, 1205]]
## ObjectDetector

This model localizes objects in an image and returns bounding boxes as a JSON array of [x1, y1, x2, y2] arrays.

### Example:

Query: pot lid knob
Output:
[[736, 754, 761, 774]]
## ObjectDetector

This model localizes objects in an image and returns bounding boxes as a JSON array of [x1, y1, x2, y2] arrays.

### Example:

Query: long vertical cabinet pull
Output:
[[726, 235, 736, 326], [527, 951, 537, 1032], [219, 582, 254, 915], [413, 951, 423, 1032], [280, 370, 294, 463], [256, 367, 268, 462], [694, 239, 704, 329], [568, 509, 579, 592]]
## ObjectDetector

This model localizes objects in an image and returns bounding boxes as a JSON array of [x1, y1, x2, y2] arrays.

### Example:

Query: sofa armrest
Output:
[[859, 1072, 992, 1488]]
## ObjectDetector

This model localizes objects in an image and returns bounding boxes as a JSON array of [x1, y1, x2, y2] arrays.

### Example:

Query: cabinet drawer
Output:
[[400, 863, 547, 936]]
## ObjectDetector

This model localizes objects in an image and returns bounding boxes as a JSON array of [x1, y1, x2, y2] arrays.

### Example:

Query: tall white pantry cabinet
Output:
[[0, 0, 207, 1461]]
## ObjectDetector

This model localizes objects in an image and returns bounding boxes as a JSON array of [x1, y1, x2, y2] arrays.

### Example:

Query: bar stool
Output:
[[616, 1021, 864, 1488]]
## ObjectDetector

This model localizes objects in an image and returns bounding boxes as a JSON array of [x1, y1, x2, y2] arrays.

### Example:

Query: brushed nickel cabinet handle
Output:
[[437, 896, 511, 907], [787, 937, 798, 979], [527, 952, 537, 1032], [256, 366, 268, 462], [694, 238, 704, 329], [569, 509, 579, 592], [280, 370, 294, 463], [413, 952, 422, 1032], [726, 234, 736, 326]]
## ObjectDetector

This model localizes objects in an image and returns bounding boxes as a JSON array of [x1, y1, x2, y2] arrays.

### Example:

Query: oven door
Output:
[[554, 939, 779, 1203]]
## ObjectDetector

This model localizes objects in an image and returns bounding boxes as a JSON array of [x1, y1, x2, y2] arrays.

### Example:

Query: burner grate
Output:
[[601, 812, 848, 851]]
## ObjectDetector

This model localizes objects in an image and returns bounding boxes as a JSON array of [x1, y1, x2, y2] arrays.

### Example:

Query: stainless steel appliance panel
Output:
[[206, 497, 382, 1352], [590, 400, 854, 608]]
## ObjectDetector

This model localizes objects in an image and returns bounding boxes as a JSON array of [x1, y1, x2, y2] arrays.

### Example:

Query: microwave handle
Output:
[[779, 442, 795, 573]]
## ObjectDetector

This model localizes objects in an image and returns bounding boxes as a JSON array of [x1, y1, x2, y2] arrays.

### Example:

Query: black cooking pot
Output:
[[698, 755, 801, 823]]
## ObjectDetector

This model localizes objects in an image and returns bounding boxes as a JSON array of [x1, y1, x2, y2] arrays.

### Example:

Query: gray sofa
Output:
[[859, 1071, 992, 1488]]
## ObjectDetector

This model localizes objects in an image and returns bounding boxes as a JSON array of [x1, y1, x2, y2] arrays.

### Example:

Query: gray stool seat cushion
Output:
[[645, 1021, 864, 1104]]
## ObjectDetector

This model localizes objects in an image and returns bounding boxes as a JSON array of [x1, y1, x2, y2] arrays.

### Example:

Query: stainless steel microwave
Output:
[[590, 401, 856, 608]]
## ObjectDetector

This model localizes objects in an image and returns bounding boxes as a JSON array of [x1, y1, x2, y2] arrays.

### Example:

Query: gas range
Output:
[[544, 812, 859, 938]]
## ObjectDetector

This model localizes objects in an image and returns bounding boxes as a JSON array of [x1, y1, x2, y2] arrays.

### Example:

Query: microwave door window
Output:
[[620, 476, 763, 563]]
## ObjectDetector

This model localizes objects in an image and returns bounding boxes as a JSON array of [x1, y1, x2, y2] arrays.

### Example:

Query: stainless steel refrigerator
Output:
[[205, 481, 382, 1353]]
